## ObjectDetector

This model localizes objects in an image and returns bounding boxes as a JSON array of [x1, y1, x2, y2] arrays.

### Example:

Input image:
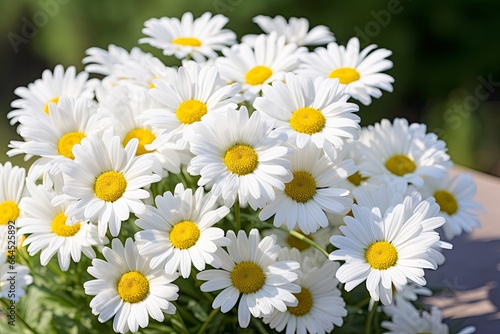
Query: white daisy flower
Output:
[[99, 86, 188, 176], [263, 248, 347, 334], [17, 181, 108, 271], [382, 296, 476, 334], [216, 32, 307, 102], [0, 162, 25, 241], [356, 118, 452, 188], [259, 141, 355, 234], [197, 229, 301, 328], [53, 131, 161, 237], [187, 106, 293, 210], [134, 183, 230, 279], [143, 61, 242, 148], [254, 72, 360, 150], [140, 12, 236, 62], [0, 253, 33, 302], [83, 45, 149, 76], [330, 201, 444, 305], [84, 238, 179, 333], [8, 65, 96, 125], [297, 37, 394, 105], [421, 172, 481, 240], [8, 96, 102, 174], [243, 15, 335, 46]]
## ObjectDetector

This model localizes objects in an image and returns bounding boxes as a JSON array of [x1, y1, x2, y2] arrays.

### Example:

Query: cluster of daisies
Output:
[[0, 12, 480, 334]]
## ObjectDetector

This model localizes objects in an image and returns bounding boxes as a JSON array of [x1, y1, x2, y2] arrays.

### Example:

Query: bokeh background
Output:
[[1, 0, 500, 175]]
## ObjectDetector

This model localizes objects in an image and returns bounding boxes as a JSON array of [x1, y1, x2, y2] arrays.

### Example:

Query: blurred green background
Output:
[[1, 0, 499, 176]]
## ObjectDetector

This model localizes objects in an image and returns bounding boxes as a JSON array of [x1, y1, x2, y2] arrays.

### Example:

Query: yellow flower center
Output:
[[176, 99, 208, 125], [328, 67, 360, 84], [0, 201, 20, 225], [289, 107, 326, 135], [169, 220, 200, 250], [434, 190, 458, 215], [223, 144, 259, 176], [284, 171, 317, 203], [43, 96, 60, 114], [245, 65, 273, 85], [286, 233, 313, 251], [347, 171, 368, 186], [94, 171, 127, 202], [57, 131, 86, 159], [231, 261, 266, 294], [171, 37, 202, 47], [117, 271, 150, 303], [123, 128, 156, 156], [287, 287, 313, 316], [51, 212, 81, 237], [385, 154, 416, 176], [365, 241, 398, 270]]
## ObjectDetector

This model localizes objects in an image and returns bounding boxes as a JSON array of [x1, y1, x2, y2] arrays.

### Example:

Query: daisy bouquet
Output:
[[0, 12, 481, 334]]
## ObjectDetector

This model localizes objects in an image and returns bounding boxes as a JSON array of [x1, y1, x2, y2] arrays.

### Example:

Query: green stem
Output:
[[197, 307, 219, 334], [364, 300, 378, 334], [234, 199, 241, 231], [0, 298, 39, 334], [286, 229, 330, 258]]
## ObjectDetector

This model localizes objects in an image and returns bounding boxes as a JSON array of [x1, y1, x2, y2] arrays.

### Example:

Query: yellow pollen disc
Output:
[[117, 271, 150, 303], [51, 212, 81, 237], [231, 261, 266, 294], [284, 171, 317, 203], [94, 171, 127, 202], [223, 144, 259, 176], [0, 201, 20, 225], [169, 220, 200, 250], [347, 171, 368, 186], [287, 287, 313, 316], [171, 37, 202, 47], [58, 131, 86, 159], [43, 96, 60, 114], [176, 99, 208, 125], [286, 233, 313, 251], [123, 128, 156, 156], [434, 190, 458, 215], [365, 241, 398, 270], [245, 65, 273, 85], [385, 154, 417, 176], [328, 67, 360, 84], [289, 107, 326, 135]]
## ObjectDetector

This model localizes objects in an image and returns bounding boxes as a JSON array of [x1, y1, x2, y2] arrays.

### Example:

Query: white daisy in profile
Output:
[[263, 248, 347, 334], [382, 296, 476, 334], [254, 72, 360, 150], [8, 96, 102, 174], [17, 181, 108, 271], [197, 229, 301, 328], [297, 37, 394, 105], [83, 45, 149, 76], [143, 61, 242, 148], [242, 15, 335, 46], [421, 172, 481, 240], [84, 238, 179, 334], [140, 12, 236, 62], [0, 162, 25, 230], [8, 65, 96, 125], [216, 32, 307, 102], [53, 131, 161, 237], [0, 253, 33, 302], [134, 183, 230, 279], [330, 202, 443, 305], [259, 141, 355, 234], [187, 106, 293, 210], [356, 118, 452, 188]]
